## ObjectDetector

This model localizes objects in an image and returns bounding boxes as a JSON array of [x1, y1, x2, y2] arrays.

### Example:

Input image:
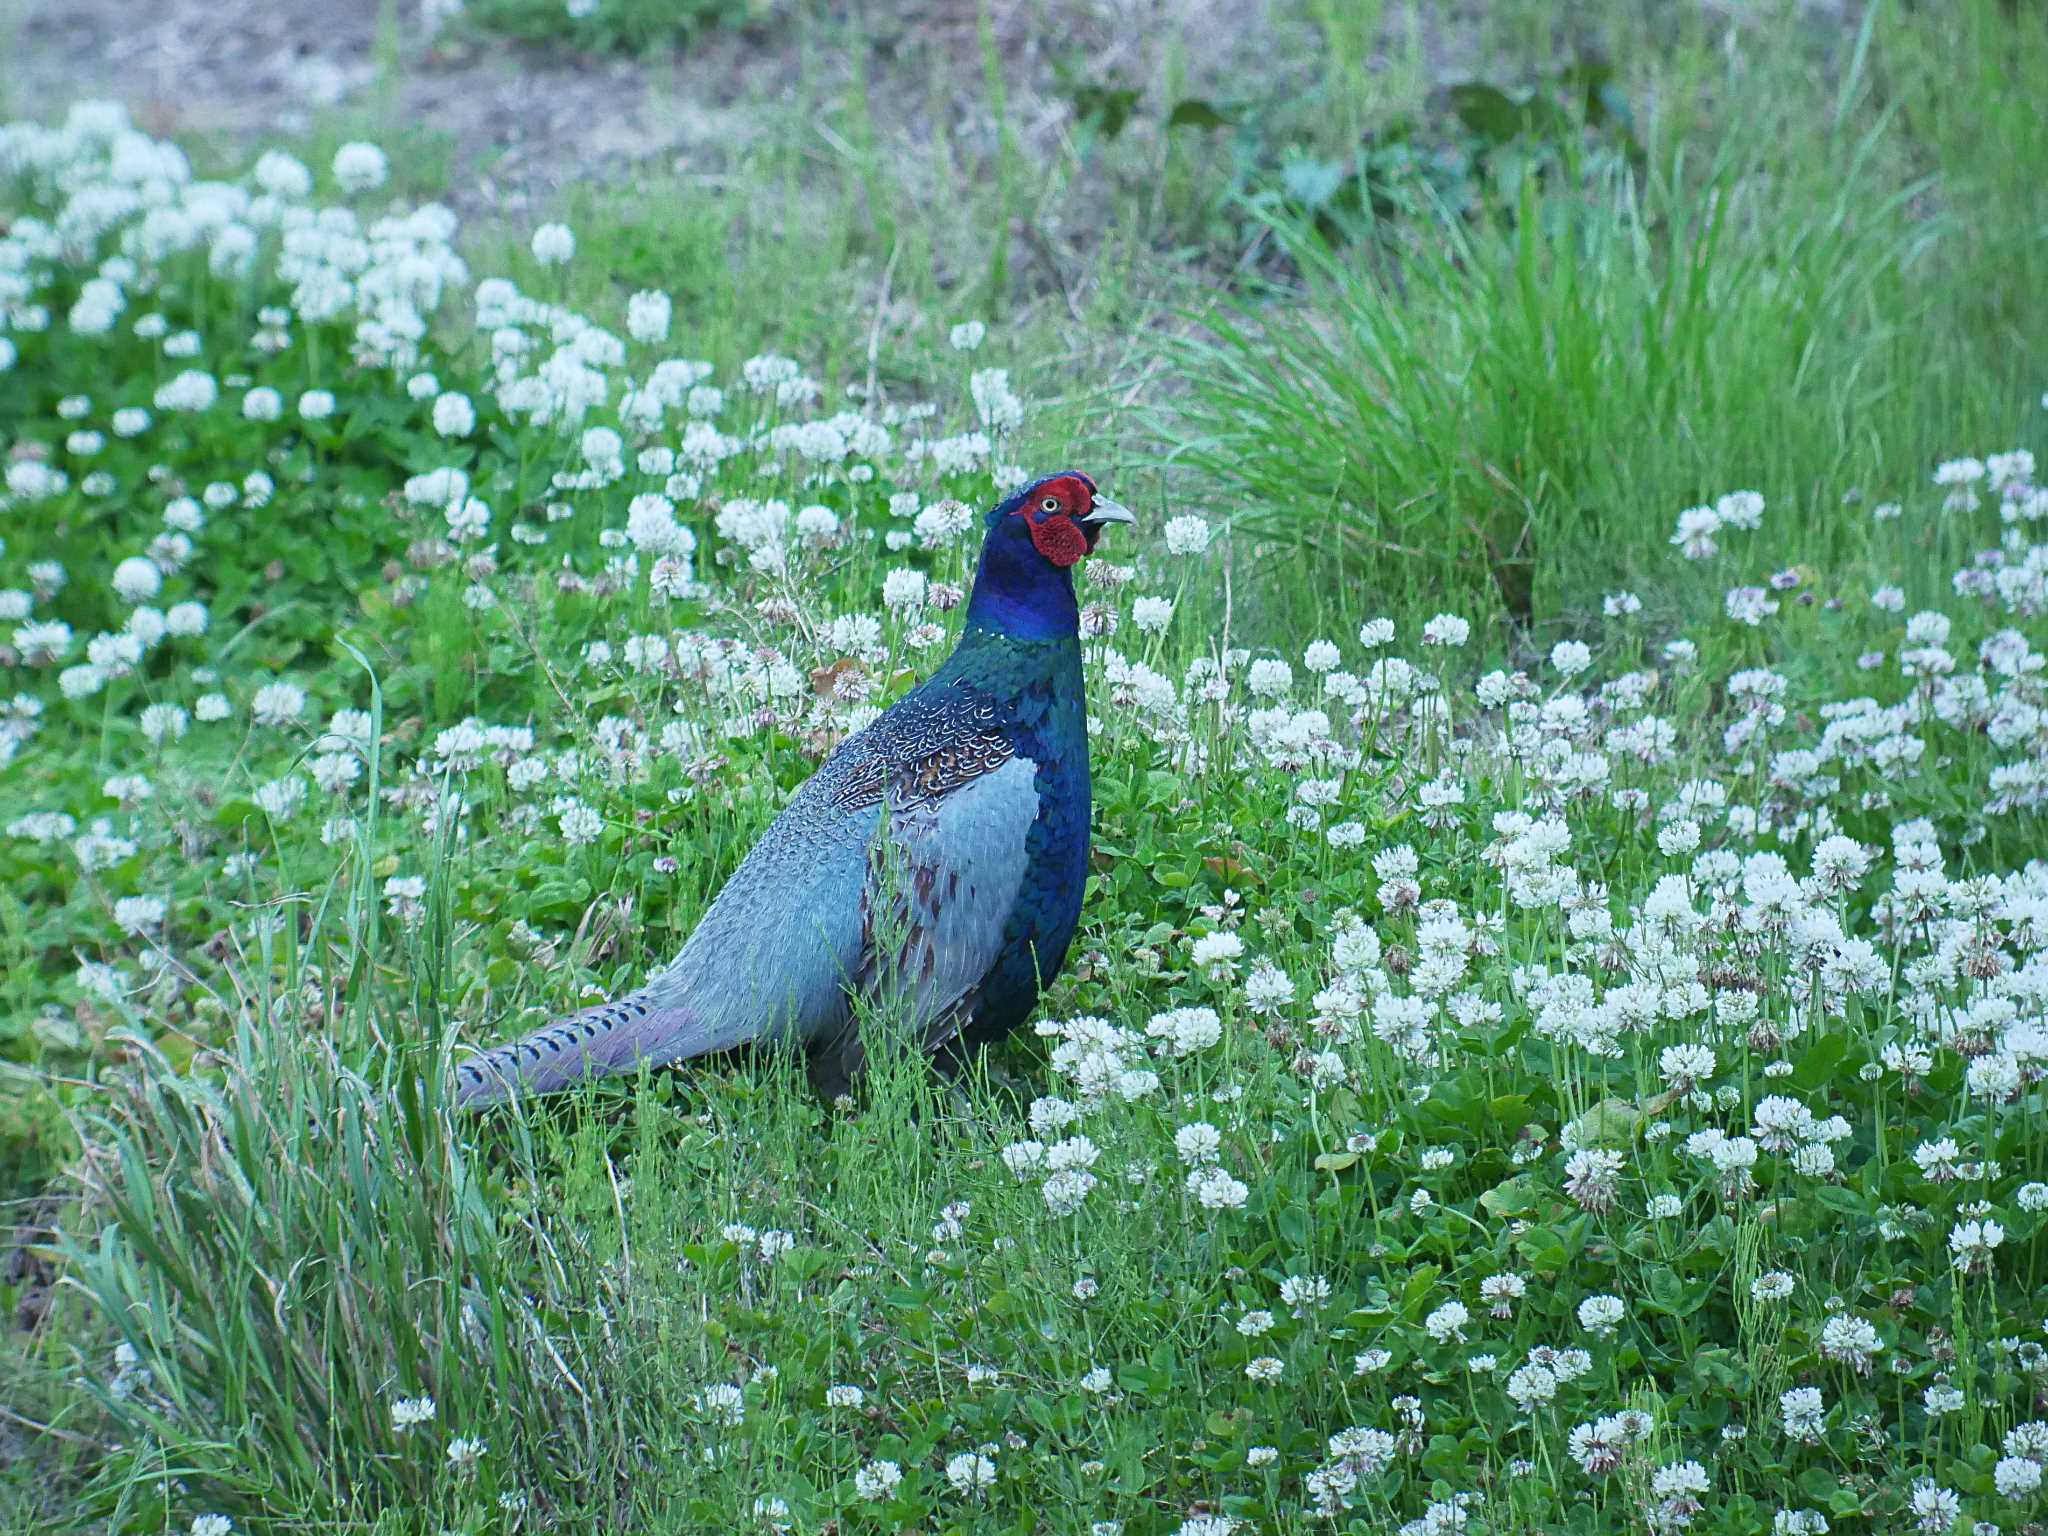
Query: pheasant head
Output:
[[964, 471, 1135, 639]]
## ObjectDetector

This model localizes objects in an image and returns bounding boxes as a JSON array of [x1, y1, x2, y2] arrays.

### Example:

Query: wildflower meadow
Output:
[[3, 5, 2048, 1534]]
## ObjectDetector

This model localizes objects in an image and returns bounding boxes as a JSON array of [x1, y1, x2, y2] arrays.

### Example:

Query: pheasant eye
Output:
[[1040, 496, 1061, 514]]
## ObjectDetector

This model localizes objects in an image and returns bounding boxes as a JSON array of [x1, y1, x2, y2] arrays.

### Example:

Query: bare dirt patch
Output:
[[8, 0, 780, 211], [6, 0, 1334, 216]]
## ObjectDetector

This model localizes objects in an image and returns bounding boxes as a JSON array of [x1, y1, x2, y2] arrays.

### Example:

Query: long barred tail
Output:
[[452, 989, 709, 1109]]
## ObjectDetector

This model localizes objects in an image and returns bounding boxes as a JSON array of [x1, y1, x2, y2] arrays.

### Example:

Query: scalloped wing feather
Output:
[[808, 753, 1041, 1095], [454, 681, 1039, 1108]]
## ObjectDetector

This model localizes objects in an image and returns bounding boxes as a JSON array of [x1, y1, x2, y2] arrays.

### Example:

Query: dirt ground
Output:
[[5, 0, 1262, 214], [7, 0, 831, 211]]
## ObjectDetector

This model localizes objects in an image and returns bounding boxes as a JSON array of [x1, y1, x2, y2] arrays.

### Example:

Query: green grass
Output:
[[1167, 0, 2046, 644], [5, 2, 2048, 1532], [460, 0, 775, 55]]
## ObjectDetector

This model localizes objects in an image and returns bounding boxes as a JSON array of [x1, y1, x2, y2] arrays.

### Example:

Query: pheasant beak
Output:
[[1080, 497, 1136, 528]]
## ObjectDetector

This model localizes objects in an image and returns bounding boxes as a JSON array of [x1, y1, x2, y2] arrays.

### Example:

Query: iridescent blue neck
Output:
[[963, 534, 1080, 641]]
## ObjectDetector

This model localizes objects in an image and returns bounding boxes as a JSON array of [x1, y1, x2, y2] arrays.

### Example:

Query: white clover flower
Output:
[[1174, 1121, 1222, 1166], [58, 667, 101, 704], [854, 1459, 902, 1501], [128, 606, 169, 647], [312, 752, 361, 795], [1479, 1273, 1525, 1318], [1995, 1457, 2043, 1498], [1562, 1148, 1624, 1213], [332, 142, 389, 192], [881, 569, 927, 611], [1424, 1300, 1468, 1342], [111, 556, 162, 603], [1357, 617, 1395, 648], [1189, 931, 1244, 977], [944, 1451, 996, 1495], [140, 704, 189, 743], [2003, 1422, 2048, 1462], [695, 1382, 745, 1426], [405, 466, 470, 508], [557, 799, 603, 846], [1162, 514, 1211, 556], [71, 279, 125, 335], [447, 497, 491, 542], [432, 391, 476, 437], [1924, 1382, 1965, 1417], [1147, 1006, 1222, 1056], [531, 222, 577, 265], [1577, 1293, 1624, 1337], [1549, 640, 1592, 677], [1189, 1165, 1249, 1210], [1000, 1141, 1045, 1179], [1715, 490, 1765, 529], [112, 895, 166, 934], [1246, 658, 1294, 697], [382, 875, 427, 924], [1132, 595, 1174, 633], [1949, 1218, 2005, 1273], [949, 320, 987, 352], [255, 776, 307, 820], [1750, 1271, 1795, 1303], [1045, 1135, 1099, 1173], [624, 494, 692, 557], [1042, 1168, 1097, 1215], [1911, 1483, 1959, 1531], [154, 371, 217, 413], [1603, 590, 1642, 617], [1651, 1459, 1711, 1531], [969, 368, 1023, 432], [1242, 961, 1295, 1014], [911, 499, 973, 548], [1671, 505, 1721, 558], [1505, 1361, 1558, 1409], [1817, 1314, 1883, 1373], [390, 1395, 436, 1432], [251, 148, 311, 198], [446, 1437, 486, 1472], [252, 681, 307, 725], [1968, 1053, 2022, 1100], [627, 289, 673, 343]]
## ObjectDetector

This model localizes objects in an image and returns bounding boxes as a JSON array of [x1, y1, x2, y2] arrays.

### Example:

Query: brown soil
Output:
[[4, 0, 1298, 214], [7, 0, 813, 211]]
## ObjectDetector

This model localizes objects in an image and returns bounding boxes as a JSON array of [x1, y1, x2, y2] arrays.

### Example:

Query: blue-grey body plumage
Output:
[[453, 472, 1127, 1108]]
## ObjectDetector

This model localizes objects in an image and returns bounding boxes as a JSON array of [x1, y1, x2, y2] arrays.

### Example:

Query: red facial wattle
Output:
[[1027, 514, 1089, 566], [1013, 472, 1097, 567]]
